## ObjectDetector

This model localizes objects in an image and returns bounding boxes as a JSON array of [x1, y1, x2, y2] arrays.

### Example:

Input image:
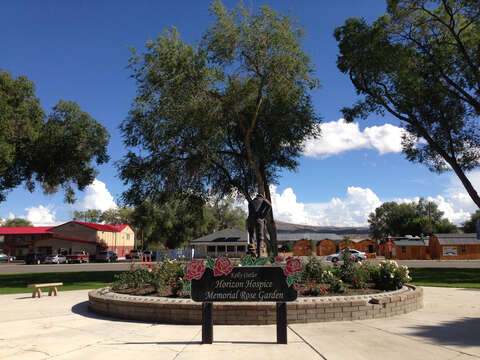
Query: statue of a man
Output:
[[246, 194, 272, 258]]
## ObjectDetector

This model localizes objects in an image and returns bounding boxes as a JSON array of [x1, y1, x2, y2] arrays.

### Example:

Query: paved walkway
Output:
[[0, 287, 479, 360]]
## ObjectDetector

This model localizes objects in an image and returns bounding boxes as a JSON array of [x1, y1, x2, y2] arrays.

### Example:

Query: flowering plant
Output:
[[371, 260, 411, 290]]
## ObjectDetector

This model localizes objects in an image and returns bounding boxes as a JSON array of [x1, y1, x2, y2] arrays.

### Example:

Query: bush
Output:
[[302, 281, 328, 296], [338, 250, 357, 283], [112, 264, 152, 290], [302, 256, 324, 283], [112, 258, 186, 296], [322, 270, 344, 293], [371, 260, 411, 291]]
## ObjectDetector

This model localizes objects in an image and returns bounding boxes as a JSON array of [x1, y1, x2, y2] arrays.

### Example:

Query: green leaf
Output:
[[206, 257, 215, 269], [290, 273, 301, 282], [241, 255, 253, 266], [254, 257, 267, 265], [287, 275, 297, 287]]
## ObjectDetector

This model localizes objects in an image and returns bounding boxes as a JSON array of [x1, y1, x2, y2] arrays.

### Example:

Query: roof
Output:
[[277, 232, 342, 241], [0, 226, 53, 235], [433, 233, 480, 245], [191, 228, 248, 243], [392, 240, 426, 246], [58, 221, 129, 232], [276, 221, 369, 235]]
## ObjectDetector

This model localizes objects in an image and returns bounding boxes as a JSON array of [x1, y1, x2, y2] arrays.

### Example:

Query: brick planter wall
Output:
[[88, 285, 423, 325]]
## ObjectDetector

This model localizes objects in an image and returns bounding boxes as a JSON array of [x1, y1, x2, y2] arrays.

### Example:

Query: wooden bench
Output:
[[28, 282, 63, 298]]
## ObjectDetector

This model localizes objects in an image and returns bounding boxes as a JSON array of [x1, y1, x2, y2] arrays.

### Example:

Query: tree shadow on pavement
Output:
[[71, 301, 152, 324], [408, 317, 480, 347]]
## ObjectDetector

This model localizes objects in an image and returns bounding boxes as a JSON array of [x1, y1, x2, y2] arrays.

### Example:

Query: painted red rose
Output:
[[274, 256, 284, 263], [184, 260, 206, 280], [283, 256, 302, 276], [214, 257, 233, 277], [293, 283, 301, 291]]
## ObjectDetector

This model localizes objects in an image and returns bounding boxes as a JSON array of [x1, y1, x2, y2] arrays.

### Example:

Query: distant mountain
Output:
[[275, 221, 370, 235]]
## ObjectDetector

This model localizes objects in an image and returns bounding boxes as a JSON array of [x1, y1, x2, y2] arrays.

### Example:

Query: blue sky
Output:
[[1, 0, 478, 227]]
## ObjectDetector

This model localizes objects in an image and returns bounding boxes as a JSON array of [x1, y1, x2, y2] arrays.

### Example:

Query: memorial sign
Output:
[[183, 256, 301, 344], [191, 266, 298, 302]]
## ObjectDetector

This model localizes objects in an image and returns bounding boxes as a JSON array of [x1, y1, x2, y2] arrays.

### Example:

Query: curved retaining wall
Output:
[[88, 285, 423, 325]]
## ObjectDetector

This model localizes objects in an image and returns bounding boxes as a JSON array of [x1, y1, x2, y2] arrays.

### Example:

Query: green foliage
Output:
[[2, 218, 33, 227], [112, 260, 186, 297], [321, 270, 344, 293], [371, 260, 411, 291], [368, 198, 457, 238], [462, 210, 480, 233], [73, 209, 103, 223], [301, 282, 328, 296], [119, 1, 320, 219], [112, 265, 152, 290], [0, 71, 110, 203], [338, 250, 357, 283], [302, 256, 324, 283], [335, 0, 480, 208]]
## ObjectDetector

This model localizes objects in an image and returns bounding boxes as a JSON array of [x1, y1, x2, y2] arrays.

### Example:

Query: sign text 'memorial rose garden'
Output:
[[184, 255, 302, 344], [184, 256, 301, 302]]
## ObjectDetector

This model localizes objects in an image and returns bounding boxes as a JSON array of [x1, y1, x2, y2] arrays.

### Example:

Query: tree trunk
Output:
[[449, 162, 480, 209]]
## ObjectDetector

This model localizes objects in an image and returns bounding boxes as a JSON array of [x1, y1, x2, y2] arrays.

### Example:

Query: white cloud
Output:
[[267, 172, 480, 227], [303, 119, 405, 158], [269, 185, 381, 227], [24, 205, 58, 226], [7, 212, 15, 220], [77, 179, 117, 212]]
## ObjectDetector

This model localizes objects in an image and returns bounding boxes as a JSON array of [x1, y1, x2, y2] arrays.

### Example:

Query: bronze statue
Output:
[[246, 194, 272, 258]]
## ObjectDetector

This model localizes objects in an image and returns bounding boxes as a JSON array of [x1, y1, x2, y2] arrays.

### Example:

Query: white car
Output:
[[326, 249, 366, 263], [44, 254, 67, 264], [0, 253, 15, 262]]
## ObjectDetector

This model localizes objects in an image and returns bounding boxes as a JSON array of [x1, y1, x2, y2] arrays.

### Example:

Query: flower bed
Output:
[[88, 285, 423, 324], [88, 255, 422, 324], [110, 254, 412, 299]]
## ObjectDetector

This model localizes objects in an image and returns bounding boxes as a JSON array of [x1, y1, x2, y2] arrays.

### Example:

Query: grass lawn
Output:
[[0, 271, 123, 294], [410, 268, 480, 288]]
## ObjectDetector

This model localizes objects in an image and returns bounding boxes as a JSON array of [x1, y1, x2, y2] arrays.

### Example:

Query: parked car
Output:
[[0, 253, 15, 262], [125, 249, 142, 260], [24, 253, 48, 265], [66, 251, 89, 263], [44, 254, 67, 264], [142, 250, 154, 260], [96, 250, 118, 263], [326, 249, 366, 263]]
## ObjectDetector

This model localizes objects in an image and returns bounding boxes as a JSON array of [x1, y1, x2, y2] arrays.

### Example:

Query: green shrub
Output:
[[112, 264, 152, 290], [302, 256, 324, 283], [302, 281, 328, 296], [321, 270, 344, 293], [371, 260, 411, 290], [338, 250, 357, 283], [112, 259, 186, 296]]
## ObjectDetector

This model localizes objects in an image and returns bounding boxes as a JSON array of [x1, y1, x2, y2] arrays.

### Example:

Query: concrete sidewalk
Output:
[[0, 287, 479, 360]]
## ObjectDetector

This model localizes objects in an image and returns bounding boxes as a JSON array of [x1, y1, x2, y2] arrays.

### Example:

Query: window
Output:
[[207, 246, 215, 253], [461, 245, 466, 253], [217, 245, 226, 253], [126, 234, 130, 240], [401, 246, 406, 254], [227, 246, 235, 252], [237, 246, 245, 252]]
